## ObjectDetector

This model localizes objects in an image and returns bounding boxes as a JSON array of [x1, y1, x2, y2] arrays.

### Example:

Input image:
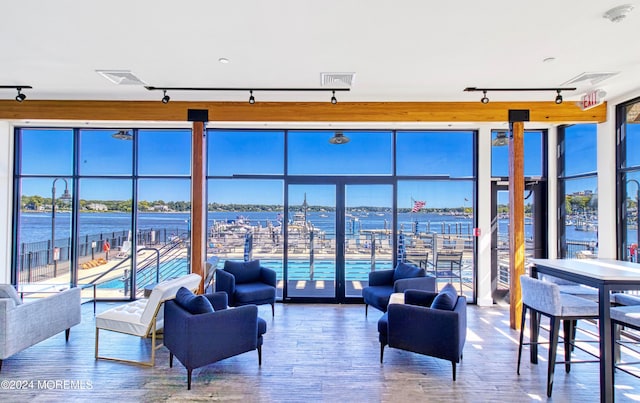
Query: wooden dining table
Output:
[[531, 258, 640, 403]]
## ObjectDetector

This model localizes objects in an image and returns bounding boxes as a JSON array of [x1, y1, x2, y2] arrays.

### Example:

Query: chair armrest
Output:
[[204, 291, 229, 311], [404, 289, 439, 307], [369, 270, 394, 286], [260, 266, 277, 287], [215, 269, 236, 293], [393, 276, 436, 293]]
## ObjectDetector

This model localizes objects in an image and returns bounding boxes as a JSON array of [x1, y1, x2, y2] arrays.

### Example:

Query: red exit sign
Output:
[[581, 90, 602, 110]]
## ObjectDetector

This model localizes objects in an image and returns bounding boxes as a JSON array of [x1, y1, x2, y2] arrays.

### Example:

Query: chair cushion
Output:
[[174, 287, 214, 315], [234, 282, 277, 304], [362, 285, 394, 312], [431, 292, 455, 310], [393, 262, 423, 282], [224, 260, 262, 284], [0, 284, 22, 305]]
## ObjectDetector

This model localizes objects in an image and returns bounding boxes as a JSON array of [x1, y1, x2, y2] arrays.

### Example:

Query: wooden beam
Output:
[[190, 120, 206, 294], [509, 121, 526, 330], [0, 100, 607, 123]]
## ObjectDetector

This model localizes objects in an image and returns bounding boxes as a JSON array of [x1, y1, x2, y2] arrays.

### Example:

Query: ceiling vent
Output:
[[321, 72, 355, 87], [561, 72, 619, 86], [96, 70, 147, 85]]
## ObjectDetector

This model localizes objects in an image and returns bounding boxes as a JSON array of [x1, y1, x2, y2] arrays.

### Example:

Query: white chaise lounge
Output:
[[95, 273, 201, 366]]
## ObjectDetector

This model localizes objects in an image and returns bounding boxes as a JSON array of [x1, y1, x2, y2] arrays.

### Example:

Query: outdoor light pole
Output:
[[51, 178, 71, 276], [628, 179, 640, 262]]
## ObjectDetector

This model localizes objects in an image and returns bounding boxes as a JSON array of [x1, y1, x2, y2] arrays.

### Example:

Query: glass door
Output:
[[285, 182, 394, 302], [491, 182, 546, 303], [286, 185, 337, 299]]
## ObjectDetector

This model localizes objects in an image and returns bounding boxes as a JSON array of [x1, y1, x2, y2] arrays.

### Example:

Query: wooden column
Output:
[[508, 113, 527, 330], [189, 111, 208, 294]]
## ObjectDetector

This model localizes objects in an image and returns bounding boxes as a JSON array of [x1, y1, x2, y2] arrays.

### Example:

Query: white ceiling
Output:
[[2, 1, 640, 104]]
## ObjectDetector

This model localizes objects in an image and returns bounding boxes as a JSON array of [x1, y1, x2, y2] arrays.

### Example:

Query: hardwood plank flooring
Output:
[[1, 301, 640, 402]]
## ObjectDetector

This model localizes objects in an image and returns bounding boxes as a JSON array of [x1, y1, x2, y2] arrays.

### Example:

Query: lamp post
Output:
[[628, 179, 640, 262], [51, 178, 71, 276]]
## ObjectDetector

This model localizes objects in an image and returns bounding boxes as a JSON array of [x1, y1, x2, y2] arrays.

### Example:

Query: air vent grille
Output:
[[96, 70, 147, 85], [321, 72, 355, 87], [562, 72, 619, 86]]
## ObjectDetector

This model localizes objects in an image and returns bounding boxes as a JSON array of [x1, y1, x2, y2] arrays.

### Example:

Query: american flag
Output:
[[411, 200, 426, 213]]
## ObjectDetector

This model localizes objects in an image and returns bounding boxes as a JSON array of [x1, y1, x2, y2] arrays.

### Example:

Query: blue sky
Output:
[[18, 126, 605, 208]]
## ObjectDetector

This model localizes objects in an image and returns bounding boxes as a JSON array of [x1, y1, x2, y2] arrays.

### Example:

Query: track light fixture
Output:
[[161, 90, 170, 104], [1, 85, 32, 102], [145, 86, 349, 104], [555, 90, 563, 104], [15, 88, 26, 102], [464, 87, 576, 104], [480, 90, 489, 104]]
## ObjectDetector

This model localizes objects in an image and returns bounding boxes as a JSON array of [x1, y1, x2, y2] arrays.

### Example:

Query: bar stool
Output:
[[517, 275, 600, 397], [611, 304, 640, 379]]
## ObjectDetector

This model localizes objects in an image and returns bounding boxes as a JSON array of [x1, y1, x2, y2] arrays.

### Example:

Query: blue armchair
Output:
[[164, 289, 267, 389], [215, 260, 277, 316], [378, 284, 467, 380], [362, 261, 436, 316]]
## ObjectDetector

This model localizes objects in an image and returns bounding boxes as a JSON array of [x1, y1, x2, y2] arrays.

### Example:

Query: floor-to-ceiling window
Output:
[[207, 130, 285, 295], [207, 128, 478, 302], [557, 124, 598, 259], [13, 128, 191, 300], [617, 97, 640, 261], [396, 131, 475, 298], [13, 125, 478, 303]]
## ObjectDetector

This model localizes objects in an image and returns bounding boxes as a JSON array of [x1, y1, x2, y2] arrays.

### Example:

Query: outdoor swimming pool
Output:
[[96, 258, 393, 289]]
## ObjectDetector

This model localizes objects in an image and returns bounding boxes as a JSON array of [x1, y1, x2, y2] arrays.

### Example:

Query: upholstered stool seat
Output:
[[517, 275, 600, 398]]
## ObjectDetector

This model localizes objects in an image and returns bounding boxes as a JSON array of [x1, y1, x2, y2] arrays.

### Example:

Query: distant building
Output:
[[151, 205, 171, 212], [86, 203, 108, 211]]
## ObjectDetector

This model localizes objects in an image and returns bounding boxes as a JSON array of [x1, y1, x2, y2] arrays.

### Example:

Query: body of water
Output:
[[18, 210, 600, 245]]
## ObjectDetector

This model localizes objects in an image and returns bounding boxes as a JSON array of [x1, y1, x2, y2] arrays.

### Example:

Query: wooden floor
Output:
[[2, 301, 640, 402]]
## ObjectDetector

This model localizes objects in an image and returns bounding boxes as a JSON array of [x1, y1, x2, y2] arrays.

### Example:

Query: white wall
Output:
[[476, 125, 493, 306], [0, 121, 12, 283]]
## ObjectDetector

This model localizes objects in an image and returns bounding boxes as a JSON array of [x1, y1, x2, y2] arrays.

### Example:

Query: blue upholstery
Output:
[[362, 262, 435, 315], [223, 260, 262, 283], [215, 260, 277, 316], [174, 287, 214, 315], [393, 261, 424, 282], [378, 286, 467, 381], [164, 291, 267, 389]]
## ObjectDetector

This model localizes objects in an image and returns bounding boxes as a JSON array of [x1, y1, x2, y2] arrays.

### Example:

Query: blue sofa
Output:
[[378, 284, 467, 380], [215, 260, 277, 316], [362, 261, 436, 316], [164, 290, 267, 389]]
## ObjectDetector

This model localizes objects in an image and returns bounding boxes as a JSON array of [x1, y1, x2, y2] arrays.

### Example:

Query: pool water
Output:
[[97, 258, 392, 289]]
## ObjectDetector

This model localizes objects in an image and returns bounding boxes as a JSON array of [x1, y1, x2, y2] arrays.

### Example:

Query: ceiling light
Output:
[[161, 90, 170, 104], [329, 131, 350, 145], [492, 131, 509, 147], [15, 88, 26, 102], [112, 130, 133, 140], [331, 90, 337, 104], [480, 91, 489, 104], [555, 90, 563, 104], [218, 58, 230, 64], [249, 90, 255, 104], [603, 4, 634, 22]]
